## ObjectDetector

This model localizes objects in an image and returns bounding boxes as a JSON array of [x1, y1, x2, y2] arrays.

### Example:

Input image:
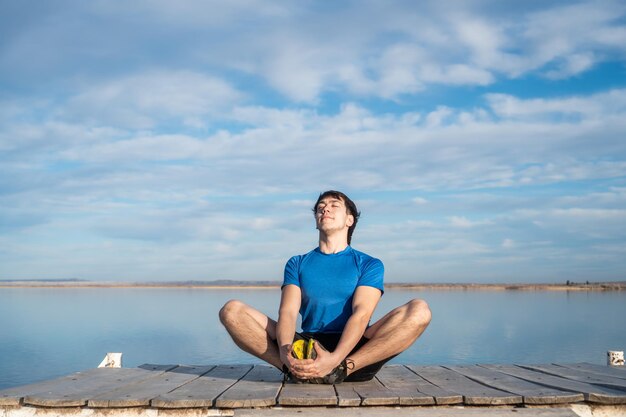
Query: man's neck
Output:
[[318, 233, 349, 254]]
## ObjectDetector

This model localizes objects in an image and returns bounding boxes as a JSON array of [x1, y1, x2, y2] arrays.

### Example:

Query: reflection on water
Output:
[[0, 287, 624, 389]]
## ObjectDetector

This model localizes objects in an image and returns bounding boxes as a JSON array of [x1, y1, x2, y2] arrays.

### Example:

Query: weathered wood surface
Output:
[[520, 364, 626, 392], [408, 365, 522, 405], [380, 365, 462, 405], [1, 363, 626, 410], [339, 378, 398, 406], [333, 381, 361, 406], [89, 365, 213, 407], [6, 364, 174, 407], [374, 365, 436, 405], [333, 378, 396, 406], [557, 363, 626, 380], [482, 364, 626, 404], [0, 369, 103, 407], [214, 364, 283, 408], [278, 382, 337, 406], [152, 364, 252, 408], [447, 364, 584, 405]]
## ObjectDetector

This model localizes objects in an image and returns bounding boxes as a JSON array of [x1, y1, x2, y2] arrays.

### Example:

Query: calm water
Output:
[[1, 287, 624, 390]]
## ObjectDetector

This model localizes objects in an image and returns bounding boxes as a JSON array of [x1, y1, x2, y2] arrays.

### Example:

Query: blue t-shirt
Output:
[[282, 246, 384, 333]]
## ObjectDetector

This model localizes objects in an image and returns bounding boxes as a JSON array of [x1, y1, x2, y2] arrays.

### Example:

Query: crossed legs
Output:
[[219, 298, 431, 376], [218, 300, 282, 369], [352, 299, 431, 372]]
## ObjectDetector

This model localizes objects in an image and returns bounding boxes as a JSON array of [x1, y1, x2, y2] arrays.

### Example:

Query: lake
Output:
[[1, 287, 624, 390]]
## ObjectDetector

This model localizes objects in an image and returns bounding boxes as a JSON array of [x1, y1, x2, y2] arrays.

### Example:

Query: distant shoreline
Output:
[[1, 280, 625, 291]]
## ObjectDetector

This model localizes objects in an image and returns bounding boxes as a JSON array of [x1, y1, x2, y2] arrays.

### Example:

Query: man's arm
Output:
[[276, 284, 302, 370], [333, 285, 381, 359]]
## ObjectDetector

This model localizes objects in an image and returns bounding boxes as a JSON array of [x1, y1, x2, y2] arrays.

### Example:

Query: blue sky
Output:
[[1, 0, 625, 283]]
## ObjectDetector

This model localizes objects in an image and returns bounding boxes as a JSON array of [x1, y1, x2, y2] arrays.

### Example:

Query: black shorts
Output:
[[291, 332, 397, 382]]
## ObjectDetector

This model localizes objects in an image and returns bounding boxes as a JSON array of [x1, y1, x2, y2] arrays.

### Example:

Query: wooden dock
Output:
[[1, 363, 625, 415]]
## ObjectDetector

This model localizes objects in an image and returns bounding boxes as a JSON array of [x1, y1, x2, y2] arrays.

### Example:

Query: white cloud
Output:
[[449, 216, 492, 229], [436, 64, 494, 86], [60, 134, 207, 162], [449, 216, 473, 228], [64, 71, 244, 129], [544, 53, 596, 80], [452, 13, 508, 70], [262, 41, 329, 102], [553, 208, 626, 219], [375, 44, 426, 98], [502, 239, 515, 249], [424, 106, 454, 127], [485, 88, 626, 119]]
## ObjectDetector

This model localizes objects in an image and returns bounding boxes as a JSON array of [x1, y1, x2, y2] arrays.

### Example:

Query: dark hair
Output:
[[312, 190, 361, 245]]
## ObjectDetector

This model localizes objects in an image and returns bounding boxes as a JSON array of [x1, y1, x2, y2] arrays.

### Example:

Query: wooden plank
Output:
[[374, 365, 435, 405], [152, 364, 251, 408], [482, 364, 626, 404], [17, 365, 174, 407], [521, 364, 626, 392], [88, 365, 212, 407], [334, 379, 398, 406], [0, 368, 104, 407], [399, 366, 463, 405], [557, 363, 626, 380], [448, 365, 584, 405], [407, 365, 522, 405], [354, 378, 399, 406], [334, 382, 362, 406], [278, 383, 337, 406], [215, 365, 283, 408]]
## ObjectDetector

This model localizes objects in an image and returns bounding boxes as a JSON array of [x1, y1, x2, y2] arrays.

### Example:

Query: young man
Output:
[[219, 190, 431, 383]]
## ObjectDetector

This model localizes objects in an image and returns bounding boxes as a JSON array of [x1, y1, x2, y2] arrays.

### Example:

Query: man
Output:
[[219, 190, 431, 383]]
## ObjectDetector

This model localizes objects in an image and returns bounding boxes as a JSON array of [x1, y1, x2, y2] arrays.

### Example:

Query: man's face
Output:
[[314, 197, 354, 234]]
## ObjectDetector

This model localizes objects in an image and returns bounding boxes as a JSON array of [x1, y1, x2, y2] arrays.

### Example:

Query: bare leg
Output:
[[348, 299, 431, 374], [219, 300, 282, 369]]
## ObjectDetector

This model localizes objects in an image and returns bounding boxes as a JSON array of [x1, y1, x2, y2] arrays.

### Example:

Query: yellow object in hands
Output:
[[291, 339, 306, 359], [291, 338, 317, 359], [307, 338, 317, 359]]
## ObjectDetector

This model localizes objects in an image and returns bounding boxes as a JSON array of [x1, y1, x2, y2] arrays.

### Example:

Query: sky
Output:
[[1, 0, 625, 284]]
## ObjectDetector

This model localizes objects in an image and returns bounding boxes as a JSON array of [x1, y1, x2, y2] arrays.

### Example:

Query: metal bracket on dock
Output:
[[608, 351, 624, 367], [98, 352, 123, 368]]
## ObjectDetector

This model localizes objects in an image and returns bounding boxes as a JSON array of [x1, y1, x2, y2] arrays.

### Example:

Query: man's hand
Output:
[[279, 344, 295, 371], [288, 343, 341, 380], [280, 343, 314, 379]]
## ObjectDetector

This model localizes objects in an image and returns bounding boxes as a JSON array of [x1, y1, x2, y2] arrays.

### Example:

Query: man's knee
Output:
[[219, 299, 246, 326], [406, 299, 432, 330]]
